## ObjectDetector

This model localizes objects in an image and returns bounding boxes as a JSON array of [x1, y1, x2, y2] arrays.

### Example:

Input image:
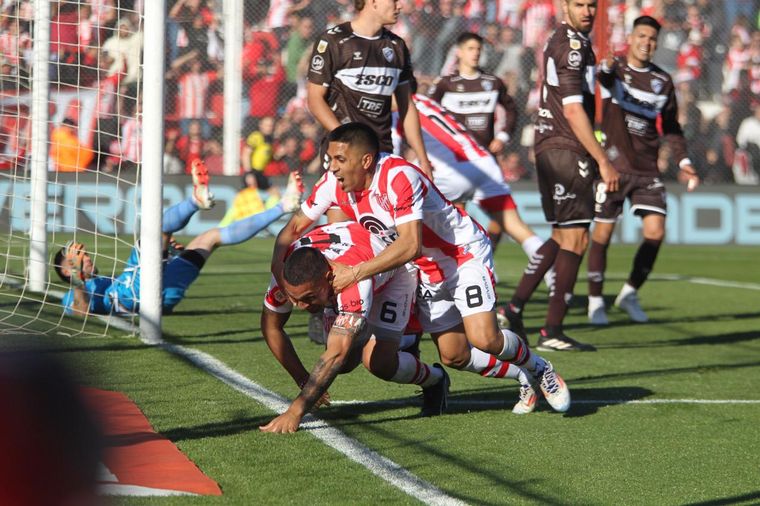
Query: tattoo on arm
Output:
[[299, 313, 366, 409]]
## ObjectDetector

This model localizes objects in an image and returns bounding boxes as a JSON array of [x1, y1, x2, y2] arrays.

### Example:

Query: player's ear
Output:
[[361, 152, 373, 170]]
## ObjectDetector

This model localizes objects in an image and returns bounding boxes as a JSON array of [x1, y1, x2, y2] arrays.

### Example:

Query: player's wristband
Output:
[[495, 132, 510, 144]]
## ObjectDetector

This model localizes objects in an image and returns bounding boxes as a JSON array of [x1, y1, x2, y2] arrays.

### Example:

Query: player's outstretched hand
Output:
[[329, 260, 360, 293], [259, 410, 302, 434], [418, 157, 434, 179], [680, 165, 700, 192]]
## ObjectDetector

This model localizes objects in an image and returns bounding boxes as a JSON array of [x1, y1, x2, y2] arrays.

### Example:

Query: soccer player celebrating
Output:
[[502, 0, 619, 352], [259, 222, 449, 433], [271, 122, 571, 415], [586, 15, 700, 325], [54, 161, 303, 316]]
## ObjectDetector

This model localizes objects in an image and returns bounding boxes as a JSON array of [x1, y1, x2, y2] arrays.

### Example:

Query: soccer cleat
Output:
[[191, 159, 215, 209], [536, 360, 571, 413], [308, 312, 326, 345], [615, 289, 649, 322], [495, 304, 528, 344], [537, 329, 596, 352], [280, 171, 304, 213], [587, 296, 609, 325], [421, 364, 450, 417], [512, 381, 539, 415]]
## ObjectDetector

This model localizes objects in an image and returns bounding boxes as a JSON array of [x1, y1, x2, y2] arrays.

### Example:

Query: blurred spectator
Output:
[[218, 170, 281, 227], [175, 59, 217, 137], [245, 32, 286, 120], [50, 118, 94, 172], [723, 34, 750, 93], [657, 16, 685, 74], [101, 18, 143, 89], [175, 118, 205, 174], [265, 134, 301, 176], [243, 116, 275, 172], [282, 13, 314, 104], [734, 97, 760, 183], [494, 26, 523, 94]]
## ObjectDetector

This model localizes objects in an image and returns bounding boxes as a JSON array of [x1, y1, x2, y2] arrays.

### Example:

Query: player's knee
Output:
[[439, 352, 469, 370]]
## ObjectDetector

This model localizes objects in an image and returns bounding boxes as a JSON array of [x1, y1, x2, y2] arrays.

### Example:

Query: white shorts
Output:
[[265, 267, 416, 343], [430, 151, 511, 205], [416, 239, 496, 333]]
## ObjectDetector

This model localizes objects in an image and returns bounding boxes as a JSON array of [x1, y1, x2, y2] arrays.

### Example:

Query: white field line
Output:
[[331, 398, 760, 407], [151, 341, 466, 506], [608, 272, 760, 291]]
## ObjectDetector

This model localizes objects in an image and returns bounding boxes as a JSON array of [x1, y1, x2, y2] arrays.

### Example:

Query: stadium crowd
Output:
[[0, 0, 759, 183]]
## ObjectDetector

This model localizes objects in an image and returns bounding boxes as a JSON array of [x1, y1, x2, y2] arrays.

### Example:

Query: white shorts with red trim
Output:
[[416, 239, 496, 333], [431, 152, 512, 207]]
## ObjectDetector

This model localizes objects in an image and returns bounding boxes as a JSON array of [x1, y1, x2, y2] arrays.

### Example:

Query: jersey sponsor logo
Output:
[[317, 40, 328, 53], [624, 113, 649, 135], [382, 46, 395, 62], [335, 67, 401, 96], [568, 50, 582, 68], [358, 96, 385, 115], [466, 116, 487, 129], [440, 90, 498, 114], [311, 55, 325, 71], [570, 39, 581, 50], [553, 183, 576, 202]]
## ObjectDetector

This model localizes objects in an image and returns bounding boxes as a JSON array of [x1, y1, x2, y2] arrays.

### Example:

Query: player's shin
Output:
[[391, 351, 442, 388], [219, 206, 285, 245]]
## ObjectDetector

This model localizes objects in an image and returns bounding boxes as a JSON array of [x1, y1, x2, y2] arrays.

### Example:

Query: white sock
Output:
[[588, 295, 605, 308], [391, 351, 442, 387], [619, 282, 637, 298], [521, 235, 544, 258]]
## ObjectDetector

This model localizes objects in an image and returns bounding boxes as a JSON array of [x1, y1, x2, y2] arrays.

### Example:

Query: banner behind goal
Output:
[[0, 0, 162, 337]]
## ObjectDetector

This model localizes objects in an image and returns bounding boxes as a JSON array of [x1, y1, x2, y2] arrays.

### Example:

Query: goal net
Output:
[[0, 1, 148, 337]]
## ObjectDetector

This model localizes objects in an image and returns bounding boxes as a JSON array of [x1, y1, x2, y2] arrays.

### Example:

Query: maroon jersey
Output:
[[307, 22, 413, 152], [534, 23, 596, 156], [598, 57, 689, 176], [427, 71, 517, 148]]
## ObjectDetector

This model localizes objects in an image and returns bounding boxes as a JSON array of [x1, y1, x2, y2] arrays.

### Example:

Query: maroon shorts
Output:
[[594, 173, 667, 222], [536, 149, 597, 227]]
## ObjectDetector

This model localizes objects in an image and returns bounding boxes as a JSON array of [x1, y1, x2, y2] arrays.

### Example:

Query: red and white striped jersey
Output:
[[412, 94, 491, 162], [302, 154, 488, 284], [177, 71, 216, 120], [264, 222, 394, 316]]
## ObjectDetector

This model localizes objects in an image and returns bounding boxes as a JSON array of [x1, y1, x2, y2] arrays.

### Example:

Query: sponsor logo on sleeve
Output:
[[568, 50, 582, 68], [311, 55, 325, 71]]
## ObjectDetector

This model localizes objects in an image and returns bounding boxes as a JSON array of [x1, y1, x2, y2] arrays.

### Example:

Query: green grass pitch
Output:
[[1, 239, 759, 505]]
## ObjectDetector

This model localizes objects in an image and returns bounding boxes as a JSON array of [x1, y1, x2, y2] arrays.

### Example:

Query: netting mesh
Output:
[[0, 1, 144, 336]]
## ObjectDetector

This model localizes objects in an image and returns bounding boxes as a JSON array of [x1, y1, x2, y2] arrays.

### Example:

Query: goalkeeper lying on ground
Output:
[[54, 160, 303, 316]]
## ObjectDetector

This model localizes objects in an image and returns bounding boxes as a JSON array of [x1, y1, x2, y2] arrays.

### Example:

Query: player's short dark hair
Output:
[[283, 247, 329, 286], [327, 122, 379, 155], [456, 32, 483, 46], [354, 0, 366, 11], [633, 15, 661, 33], [53, 247, 71, 284]]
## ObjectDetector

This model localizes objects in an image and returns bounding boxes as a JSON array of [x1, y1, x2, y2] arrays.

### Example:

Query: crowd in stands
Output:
[[1, 0, 760, 184]]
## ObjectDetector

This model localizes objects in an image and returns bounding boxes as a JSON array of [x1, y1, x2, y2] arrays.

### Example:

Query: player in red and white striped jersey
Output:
[[260, 222, 449, 433], [271, 123, 571, 415], [394, 94, 555, 294]]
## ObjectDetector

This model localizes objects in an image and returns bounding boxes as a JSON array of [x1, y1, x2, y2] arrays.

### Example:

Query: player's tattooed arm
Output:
[[260, 312, 365, 433], [298, 313, 366, 409]]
